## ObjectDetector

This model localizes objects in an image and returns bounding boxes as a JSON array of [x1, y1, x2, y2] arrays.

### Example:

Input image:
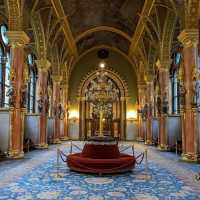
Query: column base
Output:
[[136, 137, 144, 142], [35, 143, 48, 149], [60, 136, 69, 141], [157, 144, 169, 151], [52, 138, 61, 144], [145, 140, 153, 145], [181, 153, 200, 163], [8, 150, 24, 159]]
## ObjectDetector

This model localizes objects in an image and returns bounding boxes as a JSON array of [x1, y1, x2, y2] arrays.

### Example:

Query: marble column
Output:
[[52, 75, 62, 144], [145, 81, 153, 145], [79, 97, 86, 139], [7, 31, 29, 158], [158, 67, 169, 150], [137, 84, 146, 142], [178, 29, 200, 162], [120, 97, 126, 140], [35, 59, 51, 148], [61, 83, 69, 141]]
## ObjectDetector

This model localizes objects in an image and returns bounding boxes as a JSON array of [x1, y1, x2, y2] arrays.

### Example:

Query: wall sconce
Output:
[[69, 110, 79, 123], [126, 110, 137, 122]]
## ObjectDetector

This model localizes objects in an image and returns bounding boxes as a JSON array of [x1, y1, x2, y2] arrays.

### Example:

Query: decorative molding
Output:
[[52, 75, 62, 83], [50, 0, 78, 58], [7, 31, 30, 47], [35, 59, 51, 71], [78, 68, 129, 98], [128, 0, 155, 56], [7, 0, 22, 30], [75, 26, 132, 43]]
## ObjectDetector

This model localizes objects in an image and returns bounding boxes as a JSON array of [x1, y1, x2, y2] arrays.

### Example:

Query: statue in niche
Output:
[[156, 96, 162, 115], [6, 83, 15, 107], [21, 84, 27, 108], [192, 76, 198, 107], [179, 82, 186, 108], [162, 92, 168, 114], [58, 104, 65, 119], [142, 104, 148, 119], [37, 97, 44, 113], [148, 103, 152, 117], [44, 94, 49, 114]]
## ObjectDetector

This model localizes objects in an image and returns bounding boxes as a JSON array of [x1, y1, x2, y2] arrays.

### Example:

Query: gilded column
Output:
[[52, 75, 62, 144], [157, 67, 169, 150], [178, 29, 200, 162], [7, 31, 29, 158], [145, 81, 154, 145], [35, 59, 51, 148]]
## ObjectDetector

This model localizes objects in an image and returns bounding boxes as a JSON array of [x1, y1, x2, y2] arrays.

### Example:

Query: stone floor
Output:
[[0, 141, 199, 200]]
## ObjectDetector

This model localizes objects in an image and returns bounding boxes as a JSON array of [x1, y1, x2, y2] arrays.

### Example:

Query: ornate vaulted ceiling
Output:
[[60, 0, 144, 37], [1, 0, 186, 81]]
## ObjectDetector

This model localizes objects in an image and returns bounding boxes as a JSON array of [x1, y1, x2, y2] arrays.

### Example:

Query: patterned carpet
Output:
[[0, 142, 200, 200]]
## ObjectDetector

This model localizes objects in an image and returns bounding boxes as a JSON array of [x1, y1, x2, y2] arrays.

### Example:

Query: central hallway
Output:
[[0, 142, 199, 200]]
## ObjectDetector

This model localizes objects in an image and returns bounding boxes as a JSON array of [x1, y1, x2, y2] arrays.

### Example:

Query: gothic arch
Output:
[[78, 68, 129, 98], [75, 26, 132, 43]]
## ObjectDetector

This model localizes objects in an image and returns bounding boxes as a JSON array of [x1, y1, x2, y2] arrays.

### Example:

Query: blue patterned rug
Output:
[[0, 142, 200, 200]]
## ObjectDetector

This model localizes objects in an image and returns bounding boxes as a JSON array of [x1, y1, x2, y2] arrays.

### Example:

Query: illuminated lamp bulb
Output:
[[99, 62, 105, 69]]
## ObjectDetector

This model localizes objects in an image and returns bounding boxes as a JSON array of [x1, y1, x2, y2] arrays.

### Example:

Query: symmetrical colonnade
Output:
[[137, 29, 200, 162]]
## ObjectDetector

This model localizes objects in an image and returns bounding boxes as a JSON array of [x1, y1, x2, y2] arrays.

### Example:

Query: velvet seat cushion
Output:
[[81, 144, 120, 159], [67, 153, 135, 174]]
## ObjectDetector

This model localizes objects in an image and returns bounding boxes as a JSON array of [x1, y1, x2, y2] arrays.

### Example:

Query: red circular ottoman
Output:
[[67, 141, 135, 174]]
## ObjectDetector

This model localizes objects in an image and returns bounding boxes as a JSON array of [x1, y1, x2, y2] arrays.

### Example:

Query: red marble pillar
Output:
[[178, 29, 200, 162], [61, 83, 69, 141], [120, 97, 126, 140], [145, 81, 153, 145], [137, 84, 146, 142], [52, 75, 62, 144], [7, 31, 29, 158], [35, 59, 51, 148], [158, 67, 169, 150]]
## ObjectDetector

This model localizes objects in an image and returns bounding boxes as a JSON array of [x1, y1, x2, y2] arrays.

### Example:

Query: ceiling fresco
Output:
[[60, 0, 145, 37], [77, 31, 130, 55]]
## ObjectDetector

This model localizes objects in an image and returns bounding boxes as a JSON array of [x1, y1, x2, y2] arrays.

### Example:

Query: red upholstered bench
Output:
[[67, 142, 135, 174]]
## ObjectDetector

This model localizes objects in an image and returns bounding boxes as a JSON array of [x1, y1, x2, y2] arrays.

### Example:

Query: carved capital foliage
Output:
[[156, 59, 171, 70], [7, 31, 30, 47], [35, 59, 51, 71], [52, 75, 62, 83], [178, 29, 199, 48]]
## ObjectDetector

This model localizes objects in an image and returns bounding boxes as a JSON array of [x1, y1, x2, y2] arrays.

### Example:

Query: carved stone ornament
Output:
[[178, 29, 199, 48], [7, 31, 30, 48]]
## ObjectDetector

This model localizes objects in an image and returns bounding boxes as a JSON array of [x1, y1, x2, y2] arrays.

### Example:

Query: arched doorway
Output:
[[79, 68, 128, 139]]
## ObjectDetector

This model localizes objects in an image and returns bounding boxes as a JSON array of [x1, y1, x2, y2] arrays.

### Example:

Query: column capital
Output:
[[35, 59, 51, 72], [156, 59, 171, 70], [178, 29, 199, 48], [52, 75, 62, 83], [7, 31, 30, 47]]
